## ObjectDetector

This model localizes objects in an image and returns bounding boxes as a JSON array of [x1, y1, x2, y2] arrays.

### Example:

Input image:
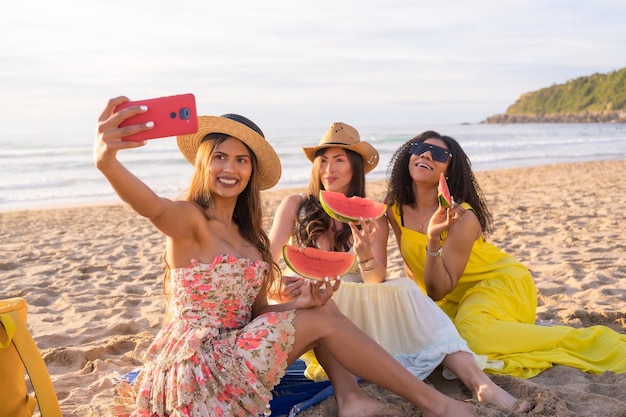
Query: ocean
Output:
[[1, 123, 625, 212]]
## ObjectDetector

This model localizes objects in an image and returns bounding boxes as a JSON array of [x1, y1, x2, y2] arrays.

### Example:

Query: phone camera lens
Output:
[[169, 111, 177, 119], [179, 108, 191, 120]]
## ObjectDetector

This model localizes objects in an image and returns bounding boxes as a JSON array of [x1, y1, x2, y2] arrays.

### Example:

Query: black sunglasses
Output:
[[408, 142, 452, 163]]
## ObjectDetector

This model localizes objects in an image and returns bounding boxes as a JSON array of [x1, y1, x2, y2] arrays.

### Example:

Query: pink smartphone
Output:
[[115, 93, 198, 142]]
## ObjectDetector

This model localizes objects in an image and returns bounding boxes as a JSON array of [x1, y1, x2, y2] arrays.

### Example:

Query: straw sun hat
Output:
[[176, 114, 281, 190], [301, 122, 379, 174]]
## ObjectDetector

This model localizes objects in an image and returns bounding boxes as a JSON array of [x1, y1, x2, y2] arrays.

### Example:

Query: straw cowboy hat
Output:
[[177, 114, 281, 190], [302, 122, 379, 174]]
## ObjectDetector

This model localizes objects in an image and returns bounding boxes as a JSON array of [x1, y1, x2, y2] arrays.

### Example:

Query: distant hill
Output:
[[483, 67, 626, 123]]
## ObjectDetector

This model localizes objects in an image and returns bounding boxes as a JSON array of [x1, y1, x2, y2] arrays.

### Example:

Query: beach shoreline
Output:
[[2, 160, 625, 416], [4, 122, 626, 214]]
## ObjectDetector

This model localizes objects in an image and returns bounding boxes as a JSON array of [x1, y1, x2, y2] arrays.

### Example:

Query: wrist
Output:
[[358, 256, 377, 272], [425, 246, 443, 257], [360, 263, 377, 272], [357, 254, 373, 264]]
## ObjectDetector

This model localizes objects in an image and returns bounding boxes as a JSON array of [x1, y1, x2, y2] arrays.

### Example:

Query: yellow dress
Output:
[[392, 203, 626, 378]]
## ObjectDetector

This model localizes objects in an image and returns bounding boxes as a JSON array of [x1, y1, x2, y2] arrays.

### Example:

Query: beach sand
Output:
[[2, 160, 625, 417]]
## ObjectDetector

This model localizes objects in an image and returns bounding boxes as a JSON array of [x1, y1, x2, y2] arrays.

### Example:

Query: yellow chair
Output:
[[0, 297, 62, 417]]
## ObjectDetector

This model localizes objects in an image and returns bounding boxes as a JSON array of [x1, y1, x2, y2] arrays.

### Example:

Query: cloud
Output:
[[0, 0, 624, 135]]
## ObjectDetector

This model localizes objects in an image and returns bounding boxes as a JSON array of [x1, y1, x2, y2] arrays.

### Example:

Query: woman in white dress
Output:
[[269, 122, 527, 411]]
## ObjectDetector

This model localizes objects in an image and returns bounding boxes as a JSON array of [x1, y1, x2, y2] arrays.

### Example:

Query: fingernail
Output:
[[145, 121, 154, 128], [139, 105, 148, 111]]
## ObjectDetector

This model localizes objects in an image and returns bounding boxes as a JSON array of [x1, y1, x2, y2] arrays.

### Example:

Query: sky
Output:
[[1, 0, 624, 138]]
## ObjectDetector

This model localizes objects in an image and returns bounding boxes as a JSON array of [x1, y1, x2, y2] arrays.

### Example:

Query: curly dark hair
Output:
[[384, 131, 493, 235], [293, 147, 366, 251]]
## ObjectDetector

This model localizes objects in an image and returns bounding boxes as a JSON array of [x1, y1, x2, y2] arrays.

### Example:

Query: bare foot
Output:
[[475, 383, 532, 413], [338, 393, 405, 417], [421, 399, 474, 417]]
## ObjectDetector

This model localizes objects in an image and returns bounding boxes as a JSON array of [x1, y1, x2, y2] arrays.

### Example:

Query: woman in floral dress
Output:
[[94, 96, 477, 417]]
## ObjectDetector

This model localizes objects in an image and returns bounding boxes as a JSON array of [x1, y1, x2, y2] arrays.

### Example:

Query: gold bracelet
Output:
[[358, 256, 374, 265], [360, 262, 377, 272]]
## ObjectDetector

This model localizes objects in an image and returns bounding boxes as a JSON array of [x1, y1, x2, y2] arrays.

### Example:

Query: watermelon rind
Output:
[[437, 173, 452, 208], [319, 190, 387, 223], [438, 194, 451, 208], [283, 245, 355, 280]]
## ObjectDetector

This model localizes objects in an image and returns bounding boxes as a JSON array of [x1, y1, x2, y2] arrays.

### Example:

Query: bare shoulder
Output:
[[172, 199, 204, 215], [452, 208, 481, 240], [167, 199, 209, 227], [279, 193, 306, 210]]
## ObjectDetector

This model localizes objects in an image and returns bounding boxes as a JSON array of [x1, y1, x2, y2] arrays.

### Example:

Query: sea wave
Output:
[[1, 123, 624, 211]]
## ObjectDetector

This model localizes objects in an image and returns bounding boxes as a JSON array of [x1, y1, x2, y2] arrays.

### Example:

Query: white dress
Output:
[[284, 262, 494, 381]]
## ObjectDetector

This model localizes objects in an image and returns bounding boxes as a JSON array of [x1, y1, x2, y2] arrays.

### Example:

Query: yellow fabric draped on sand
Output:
[[392, 203, 626, 379]]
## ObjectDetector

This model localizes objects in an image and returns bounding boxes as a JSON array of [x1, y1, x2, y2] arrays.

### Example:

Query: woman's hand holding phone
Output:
[[113, 93, 198, 142]]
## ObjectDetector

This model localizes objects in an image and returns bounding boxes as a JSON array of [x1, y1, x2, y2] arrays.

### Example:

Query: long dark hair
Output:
[[385, 131, 493, 235], [293, 147, 365, 251]]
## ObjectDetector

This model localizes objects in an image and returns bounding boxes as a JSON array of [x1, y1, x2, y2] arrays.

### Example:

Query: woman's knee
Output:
[[295, 302, 345, 332], [315, 301, 347, 329]]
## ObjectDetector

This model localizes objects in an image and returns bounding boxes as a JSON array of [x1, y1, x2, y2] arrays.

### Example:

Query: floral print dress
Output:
[[131, 255, 296, 417]]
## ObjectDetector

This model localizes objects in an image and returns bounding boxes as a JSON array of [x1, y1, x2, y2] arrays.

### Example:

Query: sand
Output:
[[2, 160, 625, 417]]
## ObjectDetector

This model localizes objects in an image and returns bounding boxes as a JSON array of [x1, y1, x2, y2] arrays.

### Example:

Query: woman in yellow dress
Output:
[[385, 131, 626, 379]]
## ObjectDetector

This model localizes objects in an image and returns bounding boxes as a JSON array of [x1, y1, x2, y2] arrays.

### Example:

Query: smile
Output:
[[218, 177, 238, 185]]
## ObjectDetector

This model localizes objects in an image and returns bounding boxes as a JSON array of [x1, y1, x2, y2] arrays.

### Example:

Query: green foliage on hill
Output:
[[506, 67, 626, 115]]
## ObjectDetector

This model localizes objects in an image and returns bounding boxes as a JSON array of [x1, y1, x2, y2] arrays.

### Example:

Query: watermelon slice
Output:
[[283, 245, 355, 281], [437, 173, 452, 207], [319, 190, 387, 223]]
